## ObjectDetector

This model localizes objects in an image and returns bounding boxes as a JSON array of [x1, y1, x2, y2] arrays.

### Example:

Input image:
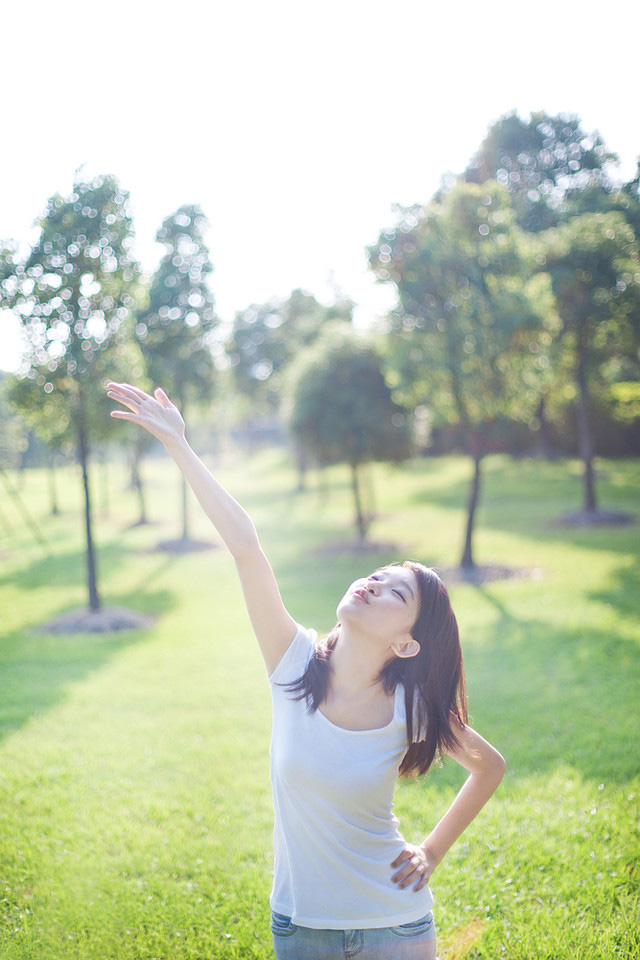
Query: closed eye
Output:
[[369, 572, 407, 602]]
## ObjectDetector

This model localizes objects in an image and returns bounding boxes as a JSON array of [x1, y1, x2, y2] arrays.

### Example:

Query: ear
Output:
[[390, 637, 420, 660]]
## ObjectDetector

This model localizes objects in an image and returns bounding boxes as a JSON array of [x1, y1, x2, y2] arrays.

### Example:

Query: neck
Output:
[[329, 625, 386, 694]]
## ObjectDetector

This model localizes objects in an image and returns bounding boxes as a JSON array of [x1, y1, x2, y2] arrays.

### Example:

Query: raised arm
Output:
[[107, 382, 297, 673]]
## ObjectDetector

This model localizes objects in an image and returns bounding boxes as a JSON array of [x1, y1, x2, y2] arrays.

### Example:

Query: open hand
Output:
[[391, 843, 437, 892], [107, 382, 186, 448]]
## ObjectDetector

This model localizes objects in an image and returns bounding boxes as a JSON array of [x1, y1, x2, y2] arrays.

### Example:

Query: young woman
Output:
[[107, 381, 506, 960]]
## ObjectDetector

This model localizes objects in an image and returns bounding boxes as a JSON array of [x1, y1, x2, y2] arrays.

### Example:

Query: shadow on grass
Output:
[[0, 542, 126, 594], [0, 556, 180, 744], [590, 561, 640, 621], [458, 578, 639, 786], [0, 537, 185, 597], [404, 456, 639, 555]]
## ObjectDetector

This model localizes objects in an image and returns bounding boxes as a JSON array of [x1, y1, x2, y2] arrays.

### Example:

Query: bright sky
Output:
[[1, 0, 638, 371]]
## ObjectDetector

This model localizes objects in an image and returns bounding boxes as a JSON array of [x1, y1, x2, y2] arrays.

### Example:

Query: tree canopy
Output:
[[0, 173, 142, 609], [136, 204, 217, 407], [538, 210, 640, 510], [465, 110, 616, 232], [226, 287, 354, 413], [369, 180, 550, 565], [287, 329, 411, 540], [135, 204, 218, 541]]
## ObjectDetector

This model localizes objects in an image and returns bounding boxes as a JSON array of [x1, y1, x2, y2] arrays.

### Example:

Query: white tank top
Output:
[[269, 624, 434, 929]]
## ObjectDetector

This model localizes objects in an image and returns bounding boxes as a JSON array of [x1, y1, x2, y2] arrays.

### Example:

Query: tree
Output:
[[287, 329, 411, 542], [0, 173, 140, 611], [0, 374, 29, 471], [619, 161, 640, 236], [466, 113, 640, 464], [226, 288, 354, 413], [5, 373, 71, 515], [538, 211, 640, 513], [0, 381, 46, 546], [465, 111, 616, 232], [369, 180, 547, 568], [136, 204, 217, 542]]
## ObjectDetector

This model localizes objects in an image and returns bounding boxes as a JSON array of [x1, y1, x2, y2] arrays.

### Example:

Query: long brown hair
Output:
[[283, 561, 468, 779]]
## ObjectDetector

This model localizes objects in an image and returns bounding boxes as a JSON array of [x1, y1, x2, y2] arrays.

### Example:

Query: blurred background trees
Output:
[[369, 180, 551, 567], [1, 110, 638, 574], [287, 329, 411, 541], [5, 374, 71, 515], [537, 212, 640, 512], [226, 287, 354, 415], [0, 173, 142, 609], [369, 111, 639, 555], [134, 204, 218, 543], [464, 111, 616, 232]]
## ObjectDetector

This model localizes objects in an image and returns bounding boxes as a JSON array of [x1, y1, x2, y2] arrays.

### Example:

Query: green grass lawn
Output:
[[0, 449, 638, 959]]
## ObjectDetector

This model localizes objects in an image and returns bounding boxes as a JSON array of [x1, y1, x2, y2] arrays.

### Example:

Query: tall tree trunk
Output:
[[364, 463, 377, 523], [351, 462, 367, 542], [179, 396, 190, 540], [535, 396, 555, 460], [576, 346, 597, 512], [130, 439, 147, 525], [461, 454, 482, 569], [316, 465, 329, 504], [100, 449, 110, 517], [295, 446, 307, 493], [181, 474, 190, 541], [77, 417, 101, 611], [48, 453, 60, 515]]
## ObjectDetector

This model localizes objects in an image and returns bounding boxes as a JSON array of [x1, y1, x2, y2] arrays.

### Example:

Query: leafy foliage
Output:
[[287, 329, 411, 538], [465, 111, 616, 231], [369, 181, 548, 442], [0, 173, 143, 440], [0, 173, 143, 607], [136, 205, 217, 407], [0, 375, 28, 469], [463, 112, 640, 467], [133, 205, 218, 541], [4, 176, 138, 374], [369, 180, 551, 564], [538, 211, 640, 508], [288, 329, 410, 468], [226, 288, 354, 412]]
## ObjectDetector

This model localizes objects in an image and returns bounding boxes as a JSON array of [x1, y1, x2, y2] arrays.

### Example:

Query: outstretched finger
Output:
[[107, 382, 153, 405], [110, 410, 144, 424], [106, 393, 142, 416], [154, 387, 171, 407]]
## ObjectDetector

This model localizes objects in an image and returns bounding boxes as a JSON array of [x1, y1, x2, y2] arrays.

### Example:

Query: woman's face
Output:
[[337, 565, 420, 644]]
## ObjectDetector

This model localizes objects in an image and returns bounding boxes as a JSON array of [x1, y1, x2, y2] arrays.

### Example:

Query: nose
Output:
[[366, 578, 380, 595]]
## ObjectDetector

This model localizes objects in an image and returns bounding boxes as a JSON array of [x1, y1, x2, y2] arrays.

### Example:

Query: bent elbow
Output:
[[493, 751, 506, 784]]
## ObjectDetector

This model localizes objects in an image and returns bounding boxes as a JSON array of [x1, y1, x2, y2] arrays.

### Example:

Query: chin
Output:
[[336, 597, 356, 620]]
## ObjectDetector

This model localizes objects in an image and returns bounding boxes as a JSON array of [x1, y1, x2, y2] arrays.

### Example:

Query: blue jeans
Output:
[[271, 911, 437, 959]]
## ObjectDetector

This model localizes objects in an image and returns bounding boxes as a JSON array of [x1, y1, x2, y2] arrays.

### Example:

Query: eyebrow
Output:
[[379, 568, 415, 600], [400, 579, 415, 600]]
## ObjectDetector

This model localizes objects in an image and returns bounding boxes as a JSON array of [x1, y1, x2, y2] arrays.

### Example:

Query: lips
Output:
[[353, 588, 369, 603]]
